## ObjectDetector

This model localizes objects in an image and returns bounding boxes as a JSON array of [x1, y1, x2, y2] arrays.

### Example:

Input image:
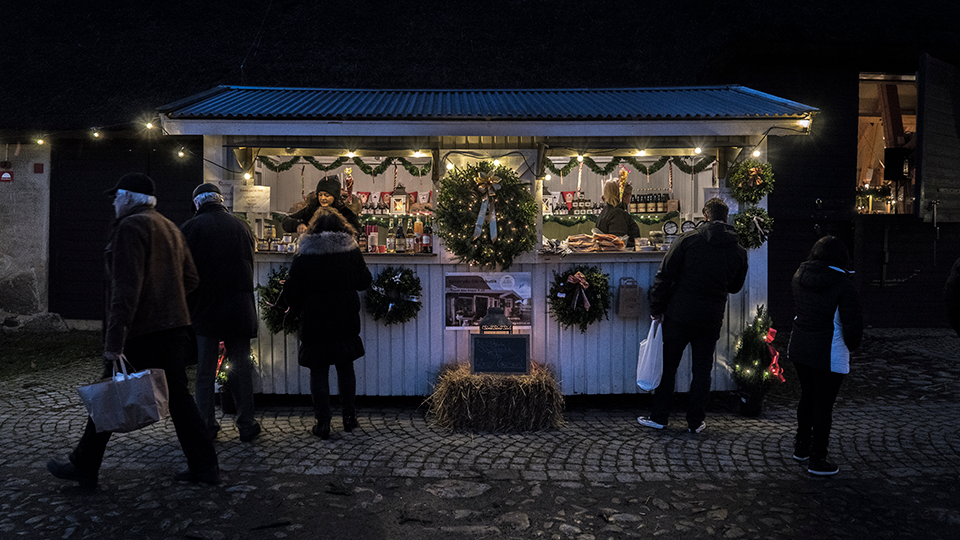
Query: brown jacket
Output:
[[104, 205, 199, 352]]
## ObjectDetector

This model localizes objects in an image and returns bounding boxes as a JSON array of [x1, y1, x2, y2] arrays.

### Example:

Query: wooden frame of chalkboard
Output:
[[470, 334, 531, 375]]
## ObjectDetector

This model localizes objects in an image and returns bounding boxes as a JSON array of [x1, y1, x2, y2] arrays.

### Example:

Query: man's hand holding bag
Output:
[[77, 355, 170, 433], [636, 319, 664, 391]]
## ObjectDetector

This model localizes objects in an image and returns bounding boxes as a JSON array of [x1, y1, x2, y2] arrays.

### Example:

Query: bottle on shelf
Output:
[[422, 217, 433, 254], [413, 215, 424, 253], [357, 227, 367, 252], [367, 224, 379, 253], [395, 218, 406, 253], [385, 219, 396, 253], [405, 218, 415, 253]]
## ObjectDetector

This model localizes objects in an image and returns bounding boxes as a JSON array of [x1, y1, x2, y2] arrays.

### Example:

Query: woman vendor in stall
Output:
[[596, 179, 640, 247], [282, 175, 363, 236]]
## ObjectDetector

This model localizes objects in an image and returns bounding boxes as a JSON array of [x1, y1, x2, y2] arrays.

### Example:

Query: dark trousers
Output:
[[195, 335, 257, 432], [309, 361, 356, 424], [793, 361, 845, 460], [70, 327, 218, 475], [650, 318, 719, 429]]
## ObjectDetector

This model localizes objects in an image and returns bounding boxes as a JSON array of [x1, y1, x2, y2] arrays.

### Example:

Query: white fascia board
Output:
[[160, 117, 807, 138]]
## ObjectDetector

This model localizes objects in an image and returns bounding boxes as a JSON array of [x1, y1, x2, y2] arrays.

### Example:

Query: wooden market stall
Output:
[[158, 86, 818, 396]]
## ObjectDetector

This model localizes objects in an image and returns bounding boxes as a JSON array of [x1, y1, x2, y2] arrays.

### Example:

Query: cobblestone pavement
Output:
[[1, 329, 958, 539]]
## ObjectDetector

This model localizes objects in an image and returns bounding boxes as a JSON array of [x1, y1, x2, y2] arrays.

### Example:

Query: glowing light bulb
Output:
[[695, 147, 702, 154], [93, 131, 100, 138], [243, 172, 252, 180], [637, 150, 646, 156], [178, 148, 185, 158], [145, 123, 154, 129], [446, 162, 454, 170], [493, 159, 500, 167], [545, 174, 552, 181], [346, 151, 356, 158], [37, 139, 45, 145], [752, 150, 761, 157], [798, 118, 811, 128], [577, 155, 584, 162], [414, 150, 424, 158]]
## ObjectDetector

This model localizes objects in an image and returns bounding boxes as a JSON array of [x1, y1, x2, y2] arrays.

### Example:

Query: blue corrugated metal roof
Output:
[[158, 86, 817, 120]]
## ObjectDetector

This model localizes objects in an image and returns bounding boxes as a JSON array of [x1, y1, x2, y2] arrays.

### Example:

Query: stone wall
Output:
[[0, 144, 50, 314]]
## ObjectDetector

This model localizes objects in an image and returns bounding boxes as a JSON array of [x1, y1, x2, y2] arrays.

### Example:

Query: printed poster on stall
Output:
[[445, 272, 532, 330], [233, 185, 271, 213]]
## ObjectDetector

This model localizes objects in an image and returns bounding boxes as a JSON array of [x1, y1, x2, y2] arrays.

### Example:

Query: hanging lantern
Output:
[[391, 183, 409, 215]]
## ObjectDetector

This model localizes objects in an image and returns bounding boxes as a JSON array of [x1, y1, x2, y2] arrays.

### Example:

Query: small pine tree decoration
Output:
[[732, 305, 784, 395]]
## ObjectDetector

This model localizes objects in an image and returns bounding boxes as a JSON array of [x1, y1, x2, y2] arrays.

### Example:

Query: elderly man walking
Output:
[[181, 183, 261, 442], [47, 173, 219, 488], [638, 197, 749, 434]]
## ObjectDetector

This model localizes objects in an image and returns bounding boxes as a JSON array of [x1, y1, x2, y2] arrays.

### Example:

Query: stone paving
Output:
[[1, 328, 958, 539]]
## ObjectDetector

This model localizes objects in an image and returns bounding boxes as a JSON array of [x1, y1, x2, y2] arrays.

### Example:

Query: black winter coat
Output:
[[648, 220, 748, 330], [280, 231, 372, 368], [180, 203, 258, 338], [788, 260, 863, 373], [596, 204, 641, 245]]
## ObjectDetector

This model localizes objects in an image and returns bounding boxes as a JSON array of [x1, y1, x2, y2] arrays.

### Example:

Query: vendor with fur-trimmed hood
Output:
[[282, 175, 362, 236], [596, 179, 641, 247]]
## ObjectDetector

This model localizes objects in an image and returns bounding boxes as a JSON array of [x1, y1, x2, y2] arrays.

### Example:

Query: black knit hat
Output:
[[192, 183, 222, 198], [104, 172, 156, 197], [315, 175, 341, 197]]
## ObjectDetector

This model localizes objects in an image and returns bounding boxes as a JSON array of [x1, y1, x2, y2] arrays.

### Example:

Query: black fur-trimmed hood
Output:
[[297, 231, 357, 256]]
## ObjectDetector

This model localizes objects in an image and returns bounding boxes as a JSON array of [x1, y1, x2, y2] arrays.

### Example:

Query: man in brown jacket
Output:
[[47, 173, 219, 488]]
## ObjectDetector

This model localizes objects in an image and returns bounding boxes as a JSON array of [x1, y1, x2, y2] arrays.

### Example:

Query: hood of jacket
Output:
[[795, 260, 849, 291], [696, 220, 740, 246], [297, 231, 357, 256]]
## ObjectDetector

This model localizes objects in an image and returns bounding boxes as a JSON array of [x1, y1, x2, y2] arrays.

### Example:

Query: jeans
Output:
[[69, 327, 218, 475], [195, 335, 257, 433], [309, 361, 356, 424], [650, 318, 720, 429], [793, 361, 845, 460]]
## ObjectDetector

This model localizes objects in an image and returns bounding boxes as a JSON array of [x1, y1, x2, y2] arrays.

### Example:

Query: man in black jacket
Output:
[[639, 198, 749, 433], [181, 184, 261, 442]]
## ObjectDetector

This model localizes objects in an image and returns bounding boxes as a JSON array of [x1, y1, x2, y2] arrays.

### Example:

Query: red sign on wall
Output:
[[0, 171, 13, 182]]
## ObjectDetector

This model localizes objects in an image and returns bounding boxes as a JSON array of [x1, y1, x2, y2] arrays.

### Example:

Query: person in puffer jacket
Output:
[[788, 235, 863, 476]]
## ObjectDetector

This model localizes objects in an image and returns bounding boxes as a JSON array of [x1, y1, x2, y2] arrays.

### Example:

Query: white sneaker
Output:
[[688, 421, 706, 434], [637, 416, 665, 430]]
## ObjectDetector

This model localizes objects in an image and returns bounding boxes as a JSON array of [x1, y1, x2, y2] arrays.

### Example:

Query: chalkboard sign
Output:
[[470, 334, 530, 375]]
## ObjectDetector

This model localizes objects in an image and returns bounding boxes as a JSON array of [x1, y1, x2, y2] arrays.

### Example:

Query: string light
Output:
[[636, 150, 646, 157], [346, 151, 356, 158], [145, 122, 154, 129], [243, 172, 252, 180], [92, 130, 100, 138], [752, 150, 761, 157], [577, 155, 584, 162], [446, 162, 454, 170], [545, 174, 552, 181], [413, 150, 424, 158], [178, 147, 186, 158], [37, 139, 45, 145], [694, 147, 702, 154]]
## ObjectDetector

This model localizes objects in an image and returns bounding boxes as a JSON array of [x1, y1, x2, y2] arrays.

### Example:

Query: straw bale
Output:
[[425, 362, 564, 432]]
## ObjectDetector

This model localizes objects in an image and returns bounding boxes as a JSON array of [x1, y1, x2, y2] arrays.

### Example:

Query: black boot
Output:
[[312, 422, 330, 440], [47, 459, 98, 489], [343, 416, 358, 432]]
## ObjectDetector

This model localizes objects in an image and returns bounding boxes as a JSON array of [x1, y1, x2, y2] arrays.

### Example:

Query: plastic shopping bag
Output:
[[77, 355, 170, 433], [636, 319, 663, 391]]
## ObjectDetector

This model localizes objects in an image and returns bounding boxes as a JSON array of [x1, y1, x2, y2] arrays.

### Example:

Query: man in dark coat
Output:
[[181, 183, 261, 442], [47, 173, 219, 488], [639, 198, 749, 434]]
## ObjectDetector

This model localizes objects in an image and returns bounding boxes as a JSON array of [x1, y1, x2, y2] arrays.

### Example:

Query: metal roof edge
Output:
[[157, 86, 233, 113]]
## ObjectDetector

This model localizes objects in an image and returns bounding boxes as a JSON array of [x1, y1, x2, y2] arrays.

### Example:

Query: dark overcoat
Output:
[[180, 203, 258, 338], [280, 231, 372, 368]]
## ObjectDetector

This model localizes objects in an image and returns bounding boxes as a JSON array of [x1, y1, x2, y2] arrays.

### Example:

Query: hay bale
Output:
[[425, 362, 565, 432]]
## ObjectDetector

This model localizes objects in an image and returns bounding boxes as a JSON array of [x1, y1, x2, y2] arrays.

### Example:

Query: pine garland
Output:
[[256, 155, 431, 176], [547, 265, 611, 333], [435, 161, 538, 270], [726, 159, 775, 204], [732, 305, 783, 394], [254, 266, 299, 334], [365, 266, 423, 325], [734, 206, 774, 249], [543, 211, 679, 227], [544, 155, 714, 177]]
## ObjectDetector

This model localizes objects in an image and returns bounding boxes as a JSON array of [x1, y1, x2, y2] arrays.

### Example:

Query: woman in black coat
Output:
[[596, 180, 640, 247], [281, 175, 362, 237], [280, 207, 372, 439], [788, 236, 863, 476]]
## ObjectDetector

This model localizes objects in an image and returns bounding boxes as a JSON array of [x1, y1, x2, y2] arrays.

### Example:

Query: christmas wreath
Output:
[[734, 206, 774, 249], [726, 159, 775, 205], [547, 265, 611, 333], [365, 266, 423, 325], [435, 161, 538, 270], [255, 266, 299, 335], [732, 305, 784, 395]]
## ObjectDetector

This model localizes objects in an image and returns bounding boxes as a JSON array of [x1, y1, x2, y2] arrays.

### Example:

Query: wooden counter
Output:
[[252, 244, 762, 397]]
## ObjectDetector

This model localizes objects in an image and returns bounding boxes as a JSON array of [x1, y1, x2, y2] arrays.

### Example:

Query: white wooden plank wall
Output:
[[252, 251, 764, 396]]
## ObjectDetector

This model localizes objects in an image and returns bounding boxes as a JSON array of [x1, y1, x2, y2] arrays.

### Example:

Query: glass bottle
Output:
[[385, 219, 396, 253], [413, 215, 424, 253], [422, 217, 433, 254], [395, 218, 406, 253], [405, 218, 415, 253]]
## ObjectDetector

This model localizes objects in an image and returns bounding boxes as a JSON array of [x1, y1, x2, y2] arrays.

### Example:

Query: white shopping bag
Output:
[[636, 319, 663, 391]]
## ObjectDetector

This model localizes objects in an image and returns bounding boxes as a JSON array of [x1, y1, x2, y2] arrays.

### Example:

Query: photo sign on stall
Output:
[[470, 334, 530, 375], [233, 185, 271, 213]]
